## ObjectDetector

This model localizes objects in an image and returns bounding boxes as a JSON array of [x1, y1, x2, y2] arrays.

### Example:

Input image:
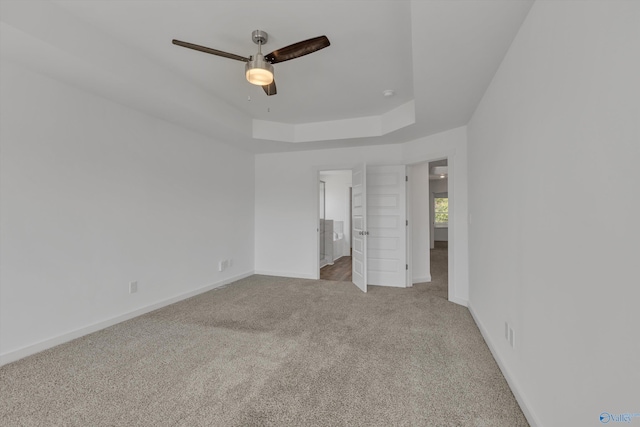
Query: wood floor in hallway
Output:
[[320, 256, 352, 282]]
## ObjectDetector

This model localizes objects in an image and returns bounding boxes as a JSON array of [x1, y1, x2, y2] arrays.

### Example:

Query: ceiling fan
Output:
[[172, 30, 330, 96]]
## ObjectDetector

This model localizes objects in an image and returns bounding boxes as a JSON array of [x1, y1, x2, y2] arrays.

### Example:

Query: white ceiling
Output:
[[429, 159, 448, 180], [0, 0, 534, 153]]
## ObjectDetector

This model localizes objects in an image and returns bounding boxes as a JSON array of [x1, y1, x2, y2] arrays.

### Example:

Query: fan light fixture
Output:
[[246, 53, 274, 86], [172, 30, 330, 96], [245, 30, 273, 86]]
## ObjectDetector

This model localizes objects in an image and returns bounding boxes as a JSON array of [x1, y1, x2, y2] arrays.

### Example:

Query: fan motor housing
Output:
[[252, 30, 268, 45]]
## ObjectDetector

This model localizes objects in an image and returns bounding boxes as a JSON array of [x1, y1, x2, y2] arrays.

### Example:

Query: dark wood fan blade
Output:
[[172, 39, 249, 62], [262, 80, 277, 96], [264, 35, 330, 64]]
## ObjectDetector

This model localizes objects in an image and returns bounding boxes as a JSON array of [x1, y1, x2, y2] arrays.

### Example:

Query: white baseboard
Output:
[[448, 296, 468, 307], [0, 271, 254, 367], [254, 270, 317, 280], [468, 303, 541, 427], [369, 282, 406, 288], [412, 275, 432, 284]]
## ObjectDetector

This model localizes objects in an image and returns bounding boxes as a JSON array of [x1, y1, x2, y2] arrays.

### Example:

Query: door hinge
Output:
[[406, 264, 408, 270], [406, 220, 408, 226], [405, 175, 408, 182]]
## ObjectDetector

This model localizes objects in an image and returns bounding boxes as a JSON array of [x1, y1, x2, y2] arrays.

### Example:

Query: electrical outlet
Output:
[[219, 259, 231, 272], [129, 281, 138, 294], [505, 321, 515, 348]]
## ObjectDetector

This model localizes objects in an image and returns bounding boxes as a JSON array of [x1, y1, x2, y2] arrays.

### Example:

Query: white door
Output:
[[367, 165, 407, 287], [351, 163, 367, 292]]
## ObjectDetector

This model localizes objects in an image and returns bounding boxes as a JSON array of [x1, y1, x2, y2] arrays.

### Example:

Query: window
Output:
[[435, 197, 448, 227]]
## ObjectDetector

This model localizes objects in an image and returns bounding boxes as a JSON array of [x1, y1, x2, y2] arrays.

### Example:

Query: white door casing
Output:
[[351, 163, 367, 292], [367, 165, 407, 287]]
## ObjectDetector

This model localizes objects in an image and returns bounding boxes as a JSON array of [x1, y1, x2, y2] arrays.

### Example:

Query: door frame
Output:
[[405, 149, 462, 305], [314, 166, 359, 280]]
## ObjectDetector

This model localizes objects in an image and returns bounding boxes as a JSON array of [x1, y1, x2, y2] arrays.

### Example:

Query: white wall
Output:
[[409, 162, 430, 283], [0, 62, 255, 363], [404, 127, 469, 304], [255, 126, 469, 304], [430, 179, 448, 194], [467, 2, 640, 426], [433, 228, 448, 242], [255, 145, 402, 279]]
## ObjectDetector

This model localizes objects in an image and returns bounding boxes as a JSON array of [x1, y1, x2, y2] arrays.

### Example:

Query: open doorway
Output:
[[427, 159, 449, 299], [318, 170, 353, 281], [408, 159, 450, 300]]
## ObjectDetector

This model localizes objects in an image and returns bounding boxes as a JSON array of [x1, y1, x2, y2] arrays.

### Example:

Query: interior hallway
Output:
[[421, 240, 448, 300], [320, 255, 352, 282]]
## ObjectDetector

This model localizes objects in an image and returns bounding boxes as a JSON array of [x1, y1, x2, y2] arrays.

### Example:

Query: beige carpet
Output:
[[1, 246, 528, 426]]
